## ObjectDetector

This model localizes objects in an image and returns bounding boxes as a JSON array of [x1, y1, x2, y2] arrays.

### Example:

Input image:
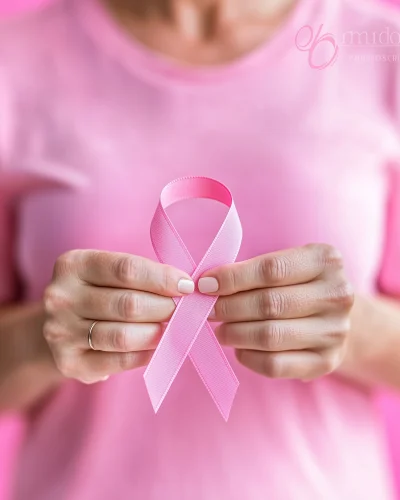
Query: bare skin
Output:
[[1, 0, 400, 412], [101, 0, 299, 65], [43, 245, 354, 384]]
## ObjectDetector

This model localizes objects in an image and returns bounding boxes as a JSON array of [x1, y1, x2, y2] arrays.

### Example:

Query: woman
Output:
[[1, 0, 400, 498]]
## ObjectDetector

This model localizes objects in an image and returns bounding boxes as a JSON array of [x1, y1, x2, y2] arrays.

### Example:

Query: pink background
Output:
[[0, 0, 399, 499]]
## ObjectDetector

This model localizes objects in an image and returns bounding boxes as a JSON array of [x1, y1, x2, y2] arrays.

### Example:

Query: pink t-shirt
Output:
[[1, 0, 400, 498]]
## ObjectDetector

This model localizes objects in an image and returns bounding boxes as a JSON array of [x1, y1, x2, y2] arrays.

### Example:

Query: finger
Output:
[[216, 316, 349, 351], [76, 287, 175, 322], [198, 244, 343, 295], [210, 281, 338, 322], [83, 350, 154, 379], [236, 348, 343, 380], [79, 320, 163, 352], [56, 250, 194, 297], [54, 349, 154, 383]]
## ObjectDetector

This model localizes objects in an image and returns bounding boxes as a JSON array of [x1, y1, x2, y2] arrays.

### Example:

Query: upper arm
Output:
[[0, 72, 18, 303], [378, 59, 400, 297], [0, 52, 19, 305], [0, 197, 17, 304], [378, 168, 400, 297]]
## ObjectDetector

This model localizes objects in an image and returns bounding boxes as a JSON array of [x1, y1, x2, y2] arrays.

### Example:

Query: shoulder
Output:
[[0, 0, 74, 88], [336, 0, 400, 68], [300, 1, 400, 161], [0, 0, 72, 47], [0, 1, 77, 187], [339, 0, 400, 30], [334, 0, 400, 79], [344, 1, 400, 160], [335, 1, 400, 132]]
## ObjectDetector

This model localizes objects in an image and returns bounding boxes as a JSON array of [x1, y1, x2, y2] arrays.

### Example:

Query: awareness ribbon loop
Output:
[[144, 177, 242, 420]]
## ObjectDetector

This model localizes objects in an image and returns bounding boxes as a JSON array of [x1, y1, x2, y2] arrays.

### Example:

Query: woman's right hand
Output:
[[43, 250, 195, 384]]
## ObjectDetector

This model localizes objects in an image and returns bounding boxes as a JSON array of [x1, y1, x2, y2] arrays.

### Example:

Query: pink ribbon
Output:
[[144, 177, 242, 420]]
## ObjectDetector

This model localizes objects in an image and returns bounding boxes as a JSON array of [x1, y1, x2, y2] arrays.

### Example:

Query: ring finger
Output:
[[235, 348, 343, 380], [216, 316, 348, 352], [80, 320, 163, 352]]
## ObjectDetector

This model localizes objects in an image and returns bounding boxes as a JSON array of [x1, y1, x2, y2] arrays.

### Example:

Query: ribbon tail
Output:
[[189, 323, 239, 421], [143, 292, 215, 414]]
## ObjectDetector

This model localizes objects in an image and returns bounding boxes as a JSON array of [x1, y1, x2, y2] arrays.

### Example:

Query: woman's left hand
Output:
[[198, 244, 354, 381]]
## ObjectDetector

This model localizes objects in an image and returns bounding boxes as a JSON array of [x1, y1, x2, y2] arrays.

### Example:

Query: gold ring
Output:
[[88, 321, 98, 350]]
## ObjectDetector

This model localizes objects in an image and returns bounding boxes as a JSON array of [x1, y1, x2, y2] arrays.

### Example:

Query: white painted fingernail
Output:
[[178, 279, 195, 294], [198, 277, 219, 293]]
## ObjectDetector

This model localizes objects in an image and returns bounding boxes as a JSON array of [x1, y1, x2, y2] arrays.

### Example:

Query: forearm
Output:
[[339, 294, 400, 391], [0, 302, 62, 412]]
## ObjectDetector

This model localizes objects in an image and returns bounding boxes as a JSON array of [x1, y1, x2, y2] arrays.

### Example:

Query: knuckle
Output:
[[43, 286, 71, 314], [42, 321, 53, 342], [261, 255, 290, 284], [159, 265, 175, 294], [42, 320, 65, 344], [118, 352, 141, 371], [112, 256, 143, 285], [221, 265, 237, 293], [320, 244, 344, 269], [305, 242, 324, 253], [215, 297, 229, 320], [262, 353, 283, 378], [264, 321, 286, 350], [55, 354, 77, 379], [326, 319, 351, 344], [110, 326, 128, 352], [329, 280, 354, 309], [303, 243, 323, 262], [43, 287, 55, 313], [250, 322, 285, 350], [259, 290, 286, 319], [117, 292, 141, 320], [248, 326, 267, 349], [322, 354, 340, 375], [53, 250, 80, 278]]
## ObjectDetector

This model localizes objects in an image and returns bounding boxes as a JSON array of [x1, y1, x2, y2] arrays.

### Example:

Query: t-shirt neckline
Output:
[[72, 0, 319, 87]]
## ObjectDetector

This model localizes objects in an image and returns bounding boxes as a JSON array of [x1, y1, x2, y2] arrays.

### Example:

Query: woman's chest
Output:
[[16, 81, 392, 298]]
